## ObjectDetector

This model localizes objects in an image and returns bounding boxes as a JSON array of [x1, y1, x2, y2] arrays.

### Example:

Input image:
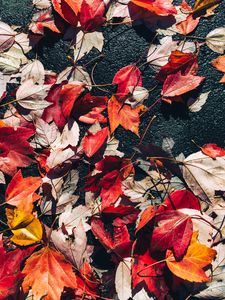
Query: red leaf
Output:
[[156, 50, 198, 82], [132, 239, 169, 299], [42, 83, 66, 128], [160, 190, 201, 211], [79, 0, 105, 32], [201, 143, 225, 158], [0, 239, 36, 300], [83, 127, 109, 157], [130, 0, 177, 16], [162, 72, 205, 99], [136, 190, 200, 233], [52, 0, 78, 26], [113, 65, 142, 99], [0, 126, 35, 176], [150, 210, 193, 259], [91, 217, 132, 259], [100, 170, 122, 210], [73, 93, 108, 124], [102, 205, 140, 227], [60, 82, 85, 118]]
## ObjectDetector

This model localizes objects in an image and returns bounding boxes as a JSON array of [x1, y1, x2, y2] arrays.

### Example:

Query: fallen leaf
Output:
[[206, 27, 225, 54], [6, 208, 43, 246], [130, 0, 177, 16], [0, 236, 36, 300], [79, 0, 105, 32], [74, 31, 104, 61], [166, 232, 217, 282], [115, 258, 132, 300], [211, 55, 225, 82], [193, 0, 221, 15], [108, 95, 140, 136], [112, 65, 142, 99], [150, 210, 193, 259], [6, 170, 42, 212], [83, 127, 109, 157], [162, 72, 205, 99], [0, 21, 16, 52], [0, 126, 35, 176], [188, 91, 210, 112], [183, 151, 225, 202], [201, 143, 225, 158], [16, 79, 51, 110], [22, 246, 77, 300]]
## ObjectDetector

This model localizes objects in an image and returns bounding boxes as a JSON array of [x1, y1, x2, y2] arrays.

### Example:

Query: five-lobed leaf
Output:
[[166, 232, 217, 282], [22, 246, 78, 300]]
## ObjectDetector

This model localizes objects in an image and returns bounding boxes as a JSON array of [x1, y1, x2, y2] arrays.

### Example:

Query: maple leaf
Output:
[[156, 50, 198, 82], [6, 208, 43, 246], [108, 95, 140, 136], [211, 55, 225, 82], [83, 127, 109, 157], [79, 0, 105, 32], [201, 143, 225, 158], [0, 237, 36, 300], [166, 232, 217, 282], [162, 71, 205, 100], [22, 246, 78, 300], [130, 0, 177, 16], [6, 170, 42, 213], [150, 210, 193, 259], [0, 126, 35, 176], [112, 65, 142, 99]]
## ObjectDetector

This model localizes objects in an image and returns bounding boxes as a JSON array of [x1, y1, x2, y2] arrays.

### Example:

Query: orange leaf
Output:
[[211, 55, 225, 83], [22, 247, 77, 300], [193, 0, 221, 15], [201, 143, 225, 158], [130, 0, 177, 16], [108, 96, 140, 136], [166, 232, 217, 282], [5, 170, 42, 213]]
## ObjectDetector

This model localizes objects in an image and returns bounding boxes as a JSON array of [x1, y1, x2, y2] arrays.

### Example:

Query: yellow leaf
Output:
[[193, 0, 221, 14], [166, 232, 217, 282], [6, 208, 43, 246]]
